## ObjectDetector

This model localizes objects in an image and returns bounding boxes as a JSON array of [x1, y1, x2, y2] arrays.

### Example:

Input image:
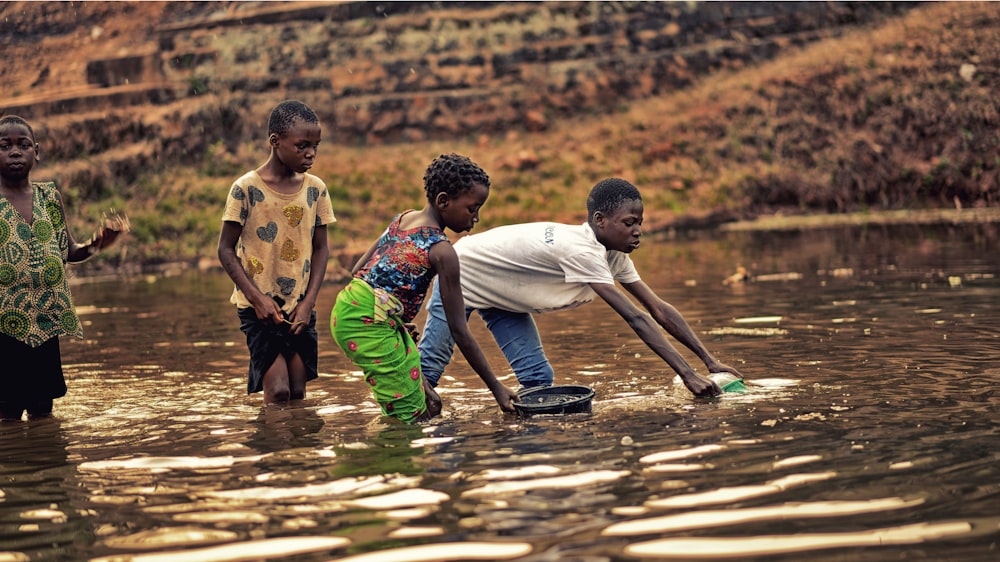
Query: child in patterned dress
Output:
[[330, 153, 518, 423], [218, 100, 336, 405], [0, 115, 124, 421]]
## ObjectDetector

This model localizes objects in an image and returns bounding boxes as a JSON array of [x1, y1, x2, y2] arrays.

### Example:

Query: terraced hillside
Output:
[[2, 1, 911, 200], [4, 1, 997, 275]]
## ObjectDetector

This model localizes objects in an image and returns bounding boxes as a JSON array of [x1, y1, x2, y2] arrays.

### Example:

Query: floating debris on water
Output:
[[734, 316, 783, 324], [706, 327, 789, 336], [754, 272, 804, 282]]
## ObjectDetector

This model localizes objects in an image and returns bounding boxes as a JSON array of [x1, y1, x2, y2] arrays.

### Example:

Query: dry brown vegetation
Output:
[[307, 2, 999, 266], [4, 2, 998, 278]]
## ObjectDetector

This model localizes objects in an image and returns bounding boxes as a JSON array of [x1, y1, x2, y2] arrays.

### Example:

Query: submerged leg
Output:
[[286, 352, 308, 401], [26, 399, 54, 419], [478, 308, 554, 388], [0, 403, 26, 422], [262, 355, 291, 404]]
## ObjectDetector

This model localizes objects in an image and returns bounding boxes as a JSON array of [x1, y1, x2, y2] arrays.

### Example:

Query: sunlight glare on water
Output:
[[603, 497, 925, 535], [623, 521, 976, 559], [1, 223, 998, 561], [89, 536, 351, 562]]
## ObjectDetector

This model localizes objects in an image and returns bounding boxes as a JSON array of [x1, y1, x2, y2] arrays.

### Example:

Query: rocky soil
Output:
[[1, 1, 997, 276]]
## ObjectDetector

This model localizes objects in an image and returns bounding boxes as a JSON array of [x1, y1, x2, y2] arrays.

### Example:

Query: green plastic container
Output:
[[712, 373, 747, 394]]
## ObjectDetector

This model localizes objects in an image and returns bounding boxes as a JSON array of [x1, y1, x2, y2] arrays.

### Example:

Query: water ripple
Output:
[[330, 541, 532, 562], [645, 472, 837, 508], [603, 497, 925, 535], [202, 474, 420, 502], [624, 520, 975, 558], [461, 469, 631, 498], [91, 536, 349, 562]]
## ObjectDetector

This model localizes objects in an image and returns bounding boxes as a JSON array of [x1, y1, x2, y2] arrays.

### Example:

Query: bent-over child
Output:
[[0, 115, 124, 421], [330, 153, 518, 423], [218, 100, 335, 405], [418, 177, 745, 397]]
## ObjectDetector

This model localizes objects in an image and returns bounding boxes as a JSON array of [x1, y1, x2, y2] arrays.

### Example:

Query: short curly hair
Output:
[[423, 153, 490, 203], [586, 178, 642, 219], [267, 100, 318, 137], [0, 115, 36, 141]]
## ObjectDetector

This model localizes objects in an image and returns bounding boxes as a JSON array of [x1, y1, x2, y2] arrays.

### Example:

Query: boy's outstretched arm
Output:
[[591, 282, 720, 397], [622, 280, 745, 379]]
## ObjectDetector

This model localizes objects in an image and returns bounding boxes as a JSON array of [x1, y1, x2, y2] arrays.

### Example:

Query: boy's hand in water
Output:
[[489, 383, 519, 412], [680, 371, 722, 397], [708, 360, 745, 380]]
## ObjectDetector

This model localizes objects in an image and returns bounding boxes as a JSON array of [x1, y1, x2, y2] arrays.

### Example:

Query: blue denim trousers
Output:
[[418, 282, 554, 389]]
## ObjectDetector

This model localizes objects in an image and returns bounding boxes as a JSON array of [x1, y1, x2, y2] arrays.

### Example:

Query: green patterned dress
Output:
[[0, 182, 82, 401]]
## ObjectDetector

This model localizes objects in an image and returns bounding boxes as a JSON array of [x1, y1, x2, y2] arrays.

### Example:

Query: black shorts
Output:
[[0, 333, 67, 403], [237, 308, 319, 394]]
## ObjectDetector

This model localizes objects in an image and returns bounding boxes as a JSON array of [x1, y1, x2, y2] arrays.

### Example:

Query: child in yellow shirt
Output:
[[218, 100, 335, 405]]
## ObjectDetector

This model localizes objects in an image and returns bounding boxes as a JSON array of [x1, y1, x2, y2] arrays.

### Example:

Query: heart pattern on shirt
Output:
[[276, 276, 296, 296], [256, 221, 278, 243], [246, 256, 264, 277], [280, 239, 300, 262], [307, 186, 320, 208], [248, 185, 266, 206], [283, 205, 304, 227]]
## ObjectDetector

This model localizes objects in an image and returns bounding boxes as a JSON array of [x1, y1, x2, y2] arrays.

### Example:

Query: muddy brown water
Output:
[[1, 222, 998, 561]]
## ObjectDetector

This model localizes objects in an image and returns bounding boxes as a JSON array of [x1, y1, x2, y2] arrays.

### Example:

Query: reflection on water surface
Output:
[[1, 223, 998, 561]]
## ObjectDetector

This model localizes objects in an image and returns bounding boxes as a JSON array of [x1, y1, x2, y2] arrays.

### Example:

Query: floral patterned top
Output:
[[355, 211, 449, 323], [0, 181, 83, 347]]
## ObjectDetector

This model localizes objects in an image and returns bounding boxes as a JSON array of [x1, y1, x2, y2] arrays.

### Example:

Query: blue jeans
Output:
[[418, 282, 554, 389]]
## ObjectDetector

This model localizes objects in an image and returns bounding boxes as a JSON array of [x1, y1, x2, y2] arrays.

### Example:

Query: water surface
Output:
[[1, 222, 998, 561]]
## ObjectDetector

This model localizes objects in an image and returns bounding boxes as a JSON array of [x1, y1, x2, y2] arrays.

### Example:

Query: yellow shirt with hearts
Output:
[[222, 170, 336, 314]]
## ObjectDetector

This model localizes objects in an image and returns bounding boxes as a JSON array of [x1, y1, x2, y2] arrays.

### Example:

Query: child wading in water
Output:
[[418, 177, 745, 396], [0, 115, 125, 421], [331, 153, 518, 423], [218, 100, 336, 405]]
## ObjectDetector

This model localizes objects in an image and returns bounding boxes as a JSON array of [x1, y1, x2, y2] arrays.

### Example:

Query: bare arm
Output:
[[286, 223, 330, 334], [623, 280, 744, 378], [217, 220, 282, 323], [591, 282, 720, 397], [429, 241, 518, 412]]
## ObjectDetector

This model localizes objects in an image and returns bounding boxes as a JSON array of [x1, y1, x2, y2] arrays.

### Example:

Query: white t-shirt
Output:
[[454, 222, 641, 313]]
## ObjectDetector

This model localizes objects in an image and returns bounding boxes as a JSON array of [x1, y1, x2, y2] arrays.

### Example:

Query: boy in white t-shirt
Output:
[[417, 177, 743, 397]]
